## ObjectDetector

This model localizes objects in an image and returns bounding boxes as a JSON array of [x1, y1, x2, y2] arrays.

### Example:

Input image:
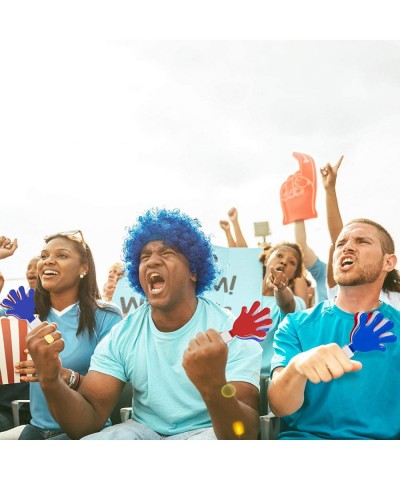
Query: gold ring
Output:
[[44, 334, 55, 344]]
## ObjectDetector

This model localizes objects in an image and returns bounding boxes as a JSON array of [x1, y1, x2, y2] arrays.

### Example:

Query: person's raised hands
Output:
[[320, 155, 343, 191], [219, 220, 231, 232], [0, 236, 18, 260], [227, 207, 238, 223]]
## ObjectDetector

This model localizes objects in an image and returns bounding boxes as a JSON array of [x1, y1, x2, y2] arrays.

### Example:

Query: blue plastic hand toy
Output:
[[342, 311, 397, 358], [1, 286, 36, 322]]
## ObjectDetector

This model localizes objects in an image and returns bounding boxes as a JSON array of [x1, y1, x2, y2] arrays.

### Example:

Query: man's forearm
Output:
[[204, 389, 260, 439], [274, 287, 296, 315], [232, 221, 248, 247], [225, 230, 237, 248], [268, 364, 307, 417]]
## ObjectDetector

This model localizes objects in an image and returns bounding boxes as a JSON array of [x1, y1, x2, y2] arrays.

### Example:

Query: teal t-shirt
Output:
[[260, 295, 306, 377], [271, 299, 400, 439], [89, 296, 262, 436], [30, 302, 122, 431]]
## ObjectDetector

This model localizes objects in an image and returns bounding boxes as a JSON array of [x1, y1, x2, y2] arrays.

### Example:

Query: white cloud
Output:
[[1, 8, 400, 297]]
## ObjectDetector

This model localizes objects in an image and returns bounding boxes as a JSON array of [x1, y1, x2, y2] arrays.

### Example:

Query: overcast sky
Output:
[[1, 5, 400, 300]]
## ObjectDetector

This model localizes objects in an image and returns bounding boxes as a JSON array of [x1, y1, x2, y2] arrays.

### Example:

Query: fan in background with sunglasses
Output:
[[11, 229, 123, 440]]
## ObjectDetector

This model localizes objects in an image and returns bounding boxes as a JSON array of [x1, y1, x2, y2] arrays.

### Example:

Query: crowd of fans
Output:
[[0, 155, 399, 440]]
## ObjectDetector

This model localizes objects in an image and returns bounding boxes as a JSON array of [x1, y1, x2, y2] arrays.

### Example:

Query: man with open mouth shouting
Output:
[[268, 218, 400, 440], [27, 208, 262, 440]]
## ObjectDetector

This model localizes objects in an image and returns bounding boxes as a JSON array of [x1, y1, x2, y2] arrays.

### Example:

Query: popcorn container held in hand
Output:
[[0, 316, 29, 384]]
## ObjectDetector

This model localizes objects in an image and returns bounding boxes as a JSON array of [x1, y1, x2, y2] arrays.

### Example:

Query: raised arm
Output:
[[294, 220, 318, 267], [219, 220, 237, 248], [321, 156, 344, 244], [228, 207, 248, 247], [293, 273, 311, 307], [0, 236, 18, 260], [321, 156, 344, 289]]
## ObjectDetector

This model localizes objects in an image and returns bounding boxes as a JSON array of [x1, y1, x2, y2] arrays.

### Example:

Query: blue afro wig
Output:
[[122, 208, 219, 297]]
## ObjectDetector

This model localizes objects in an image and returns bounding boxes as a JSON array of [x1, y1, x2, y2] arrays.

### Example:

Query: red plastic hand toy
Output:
[[221, 301, 272, 343], [280, 152, 318, 225]]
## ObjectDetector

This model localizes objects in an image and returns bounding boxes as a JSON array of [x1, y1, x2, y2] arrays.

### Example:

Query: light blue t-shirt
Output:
[[307, 257, 328, 304], [30, 302, 122, 431], [271, 299, 400, 440], [89, 296, 262, 436], [260, 295, 306, 377]]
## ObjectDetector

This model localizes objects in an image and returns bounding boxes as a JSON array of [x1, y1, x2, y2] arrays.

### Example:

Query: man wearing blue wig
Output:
[[26, 208, 262, 439]]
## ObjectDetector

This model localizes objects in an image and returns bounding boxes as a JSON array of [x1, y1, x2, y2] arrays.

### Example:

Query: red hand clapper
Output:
[[221, 301, 272, 343]]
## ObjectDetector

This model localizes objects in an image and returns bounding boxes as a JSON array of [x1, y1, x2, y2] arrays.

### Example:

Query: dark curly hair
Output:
[[122, 208, 219, 297]]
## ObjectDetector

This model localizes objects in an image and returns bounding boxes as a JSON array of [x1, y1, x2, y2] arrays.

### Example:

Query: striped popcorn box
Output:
[[0, 316, 29, 385]]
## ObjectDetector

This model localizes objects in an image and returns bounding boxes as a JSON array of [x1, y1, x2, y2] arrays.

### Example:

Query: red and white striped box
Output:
[[0, 316, 29, 385]]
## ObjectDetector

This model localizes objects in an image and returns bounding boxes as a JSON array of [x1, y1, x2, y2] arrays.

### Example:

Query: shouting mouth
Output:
[[340, 257, 354, 271], [148, 272, 165, 294]]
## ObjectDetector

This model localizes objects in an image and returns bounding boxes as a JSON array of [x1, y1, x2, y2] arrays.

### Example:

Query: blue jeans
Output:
[[82, 419, 217, 440], [18, 423, 71, 440]]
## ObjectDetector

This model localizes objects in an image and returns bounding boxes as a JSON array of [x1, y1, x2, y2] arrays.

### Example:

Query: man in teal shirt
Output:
[[27, 208, 262, 440], [268, 218, 400, 439]]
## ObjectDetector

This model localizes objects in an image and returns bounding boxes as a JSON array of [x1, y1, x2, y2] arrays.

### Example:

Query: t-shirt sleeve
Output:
[[307, 258, 326, 282], [90, 322, 127, 382], [225, 339, 262, 389], [270, 313, 302, 373]]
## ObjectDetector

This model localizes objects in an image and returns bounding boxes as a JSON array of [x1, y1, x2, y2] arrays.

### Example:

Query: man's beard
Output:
[[334, 259, 383, 287]]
